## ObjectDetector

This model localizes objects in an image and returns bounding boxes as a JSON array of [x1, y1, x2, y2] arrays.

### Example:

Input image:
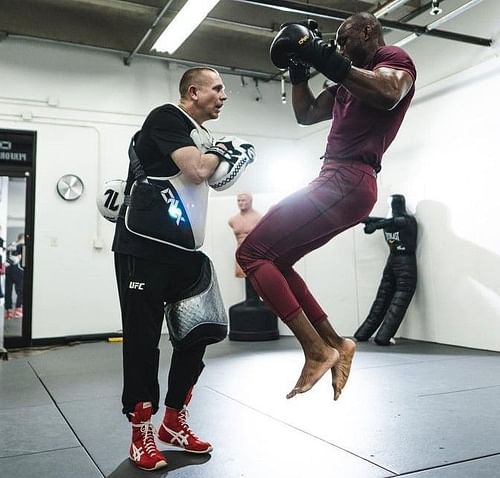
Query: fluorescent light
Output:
[[394, 32, 419, 47], [374, 0, 413, 18], [427, 0, 483, 30], [394, 0, 485, 48], [152, 0, 221, 54]]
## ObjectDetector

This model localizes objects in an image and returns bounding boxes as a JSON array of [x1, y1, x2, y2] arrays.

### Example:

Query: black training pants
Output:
[[5, 265, 23, 309], [115, 252, 208, 415]]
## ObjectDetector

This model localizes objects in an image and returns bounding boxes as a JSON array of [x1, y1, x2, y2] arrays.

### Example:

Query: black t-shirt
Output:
[[112, 104, 206, 262]]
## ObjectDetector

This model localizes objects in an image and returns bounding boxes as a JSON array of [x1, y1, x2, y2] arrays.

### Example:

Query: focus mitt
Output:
[[207, 136, 255, 191], [96, 179, 126, 222]]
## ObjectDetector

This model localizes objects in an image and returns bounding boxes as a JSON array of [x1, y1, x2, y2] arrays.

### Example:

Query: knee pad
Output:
[[165, 256, 227, 350]]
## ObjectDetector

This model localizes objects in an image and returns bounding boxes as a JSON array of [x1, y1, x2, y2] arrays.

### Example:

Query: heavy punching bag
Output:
[[229, 279, 279, 341]]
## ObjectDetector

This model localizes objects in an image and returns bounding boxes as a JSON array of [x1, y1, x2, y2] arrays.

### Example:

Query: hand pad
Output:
[[207, 136, 255, 191]]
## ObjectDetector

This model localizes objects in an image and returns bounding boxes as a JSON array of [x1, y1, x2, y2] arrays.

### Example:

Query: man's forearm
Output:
[[291, 83, 317, 125]]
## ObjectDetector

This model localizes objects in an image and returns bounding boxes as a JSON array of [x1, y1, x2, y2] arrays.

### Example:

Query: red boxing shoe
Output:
[[129, 402, 167, 471], [158, 406, 213, 453]]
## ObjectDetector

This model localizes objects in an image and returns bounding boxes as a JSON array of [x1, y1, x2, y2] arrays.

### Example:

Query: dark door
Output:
[[0, 129, 36, 350]]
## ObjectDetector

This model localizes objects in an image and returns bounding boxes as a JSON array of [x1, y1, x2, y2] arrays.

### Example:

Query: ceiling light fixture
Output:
[[427, 0, 483, 29], [430, 0, 443, 15], [152, 0, 221, 54], [374, 0, 413, 18], [395, 0, 485, 47]]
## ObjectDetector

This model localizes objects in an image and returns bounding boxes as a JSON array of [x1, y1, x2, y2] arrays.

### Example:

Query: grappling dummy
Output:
[[355, 194, 417, 345]]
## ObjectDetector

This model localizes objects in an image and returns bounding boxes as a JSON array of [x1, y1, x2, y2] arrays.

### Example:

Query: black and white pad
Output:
[[207, 136, 255, 191], [96, 179, 126, 223]]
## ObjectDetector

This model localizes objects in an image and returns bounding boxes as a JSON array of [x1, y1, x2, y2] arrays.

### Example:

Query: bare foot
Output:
[[331, 338, 356, 401], [286, 347, 339, 399]]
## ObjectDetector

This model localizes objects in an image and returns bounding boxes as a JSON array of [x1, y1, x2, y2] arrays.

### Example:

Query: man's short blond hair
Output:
[[179, 67, 219, 98]]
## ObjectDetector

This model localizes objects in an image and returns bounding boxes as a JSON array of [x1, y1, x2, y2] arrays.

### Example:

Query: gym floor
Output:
[[1, 336, 499, 478]]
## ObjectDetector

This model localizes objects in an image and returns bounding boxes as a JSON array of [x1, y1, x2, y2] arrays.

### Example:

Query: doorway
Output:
[[0, 129, 36, 352]]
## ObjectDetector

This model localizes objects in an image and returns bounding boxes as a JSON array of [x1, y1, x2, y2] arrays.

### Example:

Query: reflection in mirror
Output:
[[1, 177, 26, 341]]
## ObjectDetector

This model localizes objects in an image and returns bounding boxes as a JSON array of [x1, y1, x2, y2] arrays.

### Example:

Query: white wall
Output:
[[1, 24, 500, 350], [0, 38, 315, 340], [369, 55, 500, 351], [384, 0, 500, 88]]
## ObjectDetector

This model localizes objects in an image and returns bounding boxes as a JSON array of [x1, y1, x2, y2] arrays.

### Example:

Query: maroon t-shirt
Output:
[[324, 46, 416, 172]]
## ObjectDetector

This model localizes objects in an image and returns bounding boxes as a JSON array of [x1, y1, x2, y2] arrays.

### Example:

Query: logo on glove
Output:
[[298, 34, 310, 45]]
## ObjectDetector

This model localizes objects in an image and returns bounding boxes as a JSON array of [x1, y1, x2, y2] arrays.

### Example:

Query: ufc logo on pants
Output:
[[129, 281, 145, 290]]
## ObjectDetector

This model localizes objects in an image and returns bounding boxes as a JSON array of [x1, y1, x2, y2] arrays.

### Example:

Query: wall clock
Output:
[[56, 174, 84, 201]]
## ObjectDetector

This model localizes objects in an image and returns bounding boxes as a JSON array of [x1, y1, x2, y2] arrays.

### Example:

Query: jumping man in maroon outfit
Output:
[[237, 13, 416, 400]]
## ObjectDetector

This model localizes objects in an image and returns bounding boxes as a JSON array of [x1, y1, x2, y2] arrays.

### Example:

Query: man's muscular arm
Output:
[[292, 85, 335, 126], [171, 146, 220, 184], [342, 67, 413, 111]]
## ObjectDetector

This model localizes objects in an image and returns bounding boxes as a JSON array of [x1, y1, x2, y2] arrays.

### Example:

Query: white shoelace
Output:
[[133, 421, 159, 454], [161, 406, 202, 447], [178, 407, 201, 440]]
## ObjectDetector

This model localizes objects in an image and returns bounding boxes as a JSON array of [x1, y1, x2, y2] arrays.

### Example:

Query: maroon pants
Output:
[[236, 160, 377, 323]]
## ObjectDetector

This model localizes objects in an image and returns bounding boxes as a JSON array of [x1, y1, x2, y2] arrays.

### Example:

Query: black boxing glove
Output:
[[270, 23, 352, 84], [280, 19, 322, 40], [270, 23, 313, 69], [288, 60, 311, 85], [302, 37, 352, 83], [270, 21, 316, 84]]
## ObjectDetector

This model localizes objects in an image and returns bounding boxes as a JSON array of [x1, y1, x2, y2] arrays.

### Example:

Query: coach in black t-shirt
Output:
[[112, 67, 229, 471]]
